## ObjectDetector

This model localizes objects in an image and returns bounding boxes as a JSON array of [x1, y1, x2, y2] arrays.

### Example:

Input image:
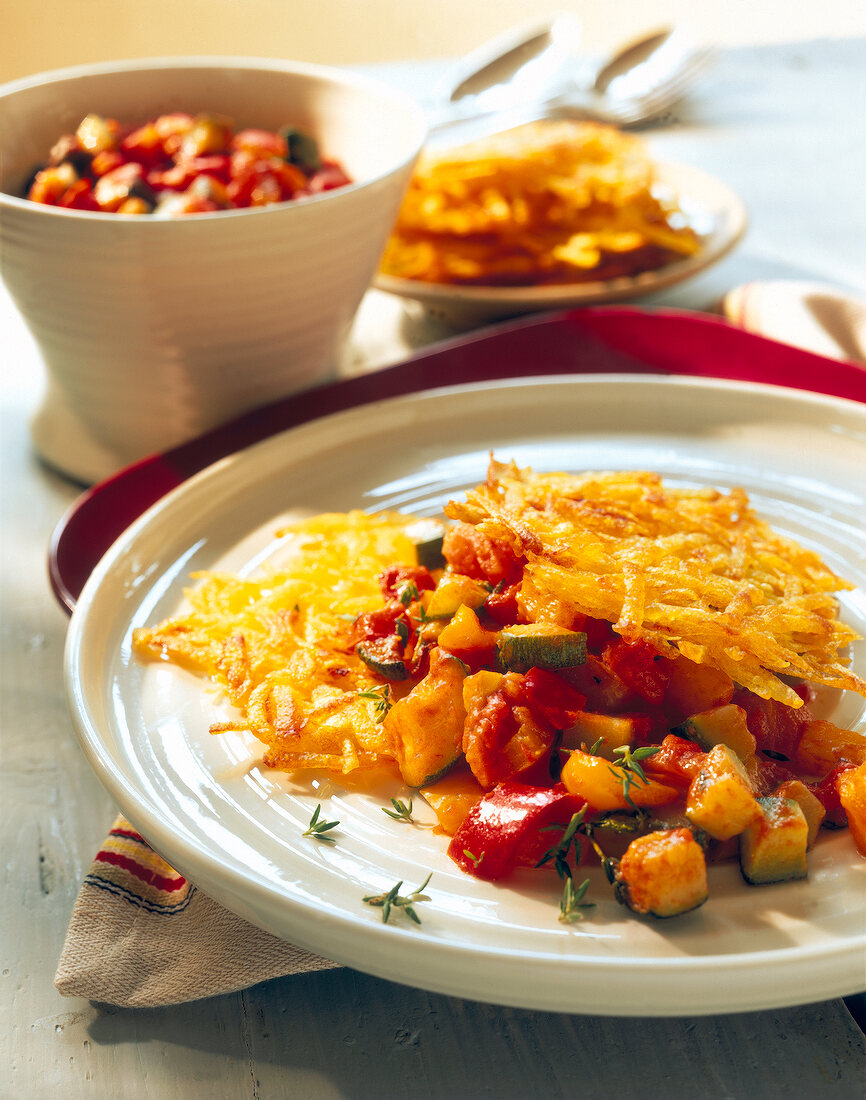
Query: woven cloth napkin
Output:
[[55, 280, 866, 1009], [54, 815, 341, 1006]]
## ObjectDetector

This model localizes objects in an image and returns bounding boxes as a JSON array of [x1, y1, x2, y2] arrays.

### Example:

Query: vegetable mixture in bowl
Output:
[[25, 111, 352, 216]]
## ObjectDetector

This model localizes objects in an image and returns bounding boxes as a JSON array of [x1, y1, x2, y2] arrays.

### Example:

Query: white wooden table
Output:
[[3, 39, 865, 1098]]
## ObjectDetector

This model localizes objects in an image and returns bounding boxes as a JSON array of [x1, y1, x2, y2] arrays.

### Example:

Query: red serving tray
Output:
[[49, 305, 865, 613]]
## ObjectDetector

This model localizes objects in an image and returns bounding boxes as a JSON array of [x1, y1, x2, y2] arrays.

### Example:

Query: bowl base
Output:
[[31, 386, 130, 485]]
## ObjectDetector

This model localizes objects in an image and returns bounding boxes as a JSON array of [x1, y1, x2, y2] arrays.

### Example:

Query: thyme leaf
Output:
[[357, 684, 392, 721], [302, 803, 340, 843], [382, 797, 415, 823], [536, 808, 587, 879], [363, 872, 433, 924], [559, 876, 595, 923], [397, 581, 420, 606]]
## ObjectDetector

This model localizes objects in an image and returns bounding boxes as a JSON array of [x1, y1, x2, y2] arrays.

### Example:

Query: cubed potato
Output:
[[616, 828, 708, 918], [686, 744, 762, 840], [739, 797, 809, 884], [774, 779, 826, 848]]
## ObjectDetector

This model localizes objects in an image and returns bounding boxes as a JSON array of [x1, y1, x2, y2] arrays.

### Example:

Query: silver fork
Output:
[[427, 44, 715, 139]]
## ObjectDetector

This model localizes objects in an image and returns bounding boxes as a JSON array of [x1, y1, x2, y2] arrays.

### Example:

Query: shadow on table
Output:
[[87, 969, 865, 1099]]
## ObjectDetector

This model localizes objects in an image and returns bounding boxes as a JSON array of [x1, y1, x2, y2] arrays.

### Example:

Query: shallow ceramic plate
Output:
[[65, 375, 866, 1016], [374, 162, 747, 327]]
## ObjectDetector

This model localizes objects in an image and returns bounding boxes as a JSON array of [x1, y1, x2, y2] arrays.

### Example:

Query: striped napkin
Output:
[[54, 816, 339, 1007]]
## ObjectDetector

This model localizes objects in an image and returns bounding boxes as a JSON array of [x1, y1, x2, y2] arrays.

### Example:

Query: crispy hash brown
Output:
[[445, 461, 865, 708], [379, 120, 701, 287], [133, 511, 420, 773]]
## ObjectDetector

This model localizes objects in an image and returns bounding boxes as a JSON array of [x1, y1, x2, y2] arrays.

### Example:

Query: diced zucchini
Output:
[[356, 639, 407, 681], [795, 720, 866, 775], [437, 605, 498, 653], [675, 703, 756, 761], [739, 797, 808, 884], [615, 828, 709, 918], [560, 749, 678, 812], [414, 533, 446, 571], [425, 573, 489, 619], [384, 649, 467, 787], [685, 744, 762, 840], [496, 623, 586, 673], [562, 711, 637, 755], [774, 779, 826, 848], [280, 126, 321, 172]]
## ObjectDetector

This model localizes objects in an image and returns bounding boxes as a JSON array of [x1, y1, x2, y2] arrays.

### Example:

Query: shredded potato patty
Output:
[[379, 120, 700, 286], [133, 511, 419, 773], [445, 461, 865, 708], [134, 467, 865, 776]]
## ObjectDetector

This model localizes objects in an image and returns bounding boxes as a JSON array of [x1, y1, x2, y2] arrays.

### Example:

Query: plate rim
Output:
[[64, 372, 866, 1015]]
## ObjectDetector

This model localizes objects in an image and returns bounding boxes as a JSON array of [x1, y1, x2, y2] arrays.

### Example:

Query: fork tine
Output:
[[609, 48, 716, 126]]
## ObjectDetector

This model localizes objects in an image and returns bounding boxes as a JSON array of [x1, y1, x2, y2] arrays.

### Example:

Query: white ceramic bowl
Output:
[[0, 57, 426, 483]]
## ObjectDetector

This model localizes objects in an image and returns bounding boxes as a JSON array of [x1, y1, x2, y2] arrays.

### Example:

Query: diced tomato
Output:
[[349, 602, 406, 646], [90, 150, 126, 177], [121, 123, 169, 167], [603, 639, 669, 705], [378, 565, 435, 601], [308, 161, 353, 192], [644, 734, 706, 789], [57, 179, 100, 211], [481, 582, 521, 627], [93, 162, 144, 212], [463, 682, 557, 789], [810, 762, 857, 818], [733, 686, 813, 761], [148, 155, 232, 191], [582, 616, 617, 651], [231, 128, 288, 158], [448, 781, 586, 880], [519, 667, 586, 730], [442, 522, 523, 586]]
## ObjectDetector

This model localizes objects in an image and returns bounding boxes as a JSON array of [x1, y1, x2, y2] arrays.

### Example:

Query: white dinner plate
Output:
[[374, 161, 747, 327], [66, 375, 866, 1016]]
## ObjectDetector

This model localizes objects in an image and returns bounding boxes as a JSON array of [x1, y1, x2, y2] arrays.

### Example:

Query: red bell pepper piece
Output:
[[519, 667, 586, 730], [448, 781, 586, 880]]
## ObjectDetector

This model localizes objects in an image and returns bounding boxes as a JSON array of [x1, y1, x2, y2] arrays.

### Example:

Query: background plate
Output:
[[65, 375, 866, 1016], [374, 162, 747, 326]]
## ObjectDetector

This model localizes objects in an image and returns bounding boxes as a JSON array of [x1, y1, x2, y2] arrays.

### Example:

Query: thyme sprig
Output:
[[357, 684, 392, 721], [608, 745, 661, 811], [537, 808, 588, 879], [397, 580, 420, 606], [382, 797, 415, 823], [363, 872, 433, 924], [559, 876, 594, 923], [302, 804, 340, 843]]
